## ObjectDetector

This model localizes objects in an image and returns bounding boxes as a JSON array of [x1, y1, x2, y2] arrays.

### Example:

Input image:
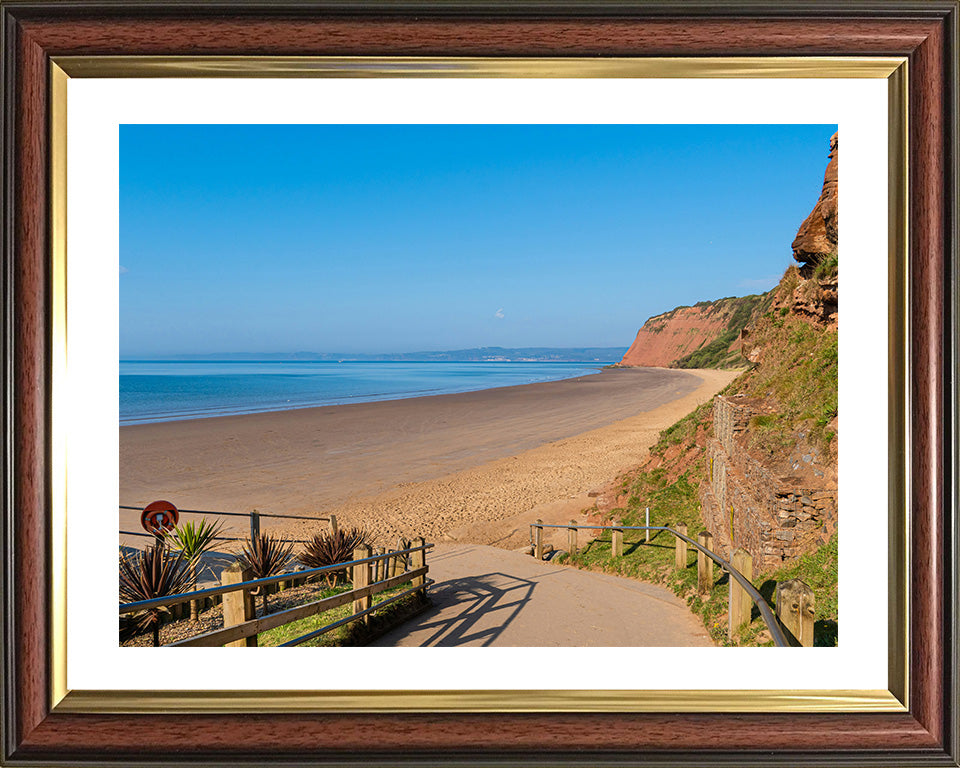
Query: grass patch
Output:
[[814, 251, 838, 281], [652, 402, 711, 454], [258, 581, 428, 647], [737, 315, 838, 451]]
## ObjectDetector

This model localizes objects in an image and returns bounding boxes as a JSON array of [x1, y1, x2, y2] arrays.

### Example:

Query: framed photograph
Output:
[[2, 2, 957, 766]]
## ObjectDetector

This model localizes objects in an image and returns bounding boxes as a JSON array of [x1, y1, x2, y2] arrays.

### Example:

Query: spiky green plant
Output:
[[238, 533, 295, 615], [119, 542, 197, 647], [164, 517, 226, 621], [297, 528, 371, 587]]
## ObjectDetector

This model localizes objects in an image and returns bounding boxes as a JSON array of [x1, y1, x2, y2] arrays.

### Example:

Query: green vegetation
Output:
[[653, 401, 711, 452], [732, 313, 838, 450], [647, 320, 667, 334], [259, 582, 428, 647], [562, 457, 839, 646], [814, 251, 838, 281], [164, 517, 226, 621], [119, 542, 198, 647]]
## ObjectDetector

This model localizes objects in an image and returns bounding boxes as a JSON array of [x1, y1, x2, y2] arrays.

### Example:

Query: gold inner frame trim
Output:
[[52, 55, 906, 79], [50, 55, 909, 715], [58, 688, 905, 715]]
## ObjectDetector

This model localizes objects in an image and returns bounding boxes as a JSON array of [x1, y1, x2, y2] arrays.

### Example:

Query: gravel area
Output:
[[121, 577, 343, 647]]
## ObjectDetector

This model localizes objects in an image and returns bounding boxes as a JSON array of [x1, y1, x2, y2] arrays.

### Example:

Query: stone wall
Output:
[[701, 396, 837, 570], [713, 394, 756, 455]]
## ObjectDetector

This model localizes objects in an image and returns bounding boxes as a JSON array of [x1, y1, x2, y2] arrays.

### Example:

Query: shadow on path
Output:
[[403, 572, 538, 647]]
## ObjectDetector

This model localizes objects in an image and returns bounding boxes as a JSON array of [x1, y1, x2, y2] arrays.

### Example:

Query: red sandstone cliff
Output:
[[618, 294, 766, 369], [776, 131, 839, 327], [792, 131, 838, 268], [619, 305, 734, 367]]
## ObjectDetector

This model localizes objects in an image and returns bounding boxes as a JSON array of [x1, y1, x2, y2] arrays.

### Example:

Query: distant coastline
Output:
[[120, 346, 628, 364]]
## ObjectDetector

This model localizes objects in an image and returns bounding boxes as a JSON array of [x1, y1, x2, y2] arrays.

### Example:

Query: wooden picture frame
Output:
[[2, 2, 957, 765]]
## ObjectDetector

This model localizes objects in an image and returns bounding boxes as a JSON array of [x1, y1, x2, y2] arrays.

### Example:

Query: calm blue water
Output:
[[119, 361, 610, 425]]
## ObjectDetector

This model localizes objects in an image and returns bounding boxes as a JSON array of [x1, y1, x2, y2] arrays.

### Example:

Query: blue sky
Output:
[[120, 123, 836, 357]]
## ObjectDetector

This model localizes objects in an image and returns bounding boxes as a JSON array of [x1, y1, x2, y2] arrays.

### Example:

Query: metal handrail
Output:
[[532, 522, 788, 647], [119, 542, 434, 615], [119, 529, 313, 545], [119, 504, 330, 523]]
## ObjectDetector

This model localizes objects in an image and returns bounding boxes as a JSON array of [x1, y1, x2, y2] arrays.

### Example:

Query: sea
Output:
[[119, 360, 613, 426]]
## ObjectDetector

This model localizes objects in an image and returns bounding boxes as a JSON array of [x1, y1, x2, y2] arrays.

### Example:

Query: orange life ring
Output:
[[140, 500, 179, 535]]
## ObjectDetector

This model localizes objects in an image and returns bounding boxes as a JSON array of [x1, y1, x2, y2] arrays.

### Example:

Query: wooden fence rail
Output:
[[172, 566, 429, 647]]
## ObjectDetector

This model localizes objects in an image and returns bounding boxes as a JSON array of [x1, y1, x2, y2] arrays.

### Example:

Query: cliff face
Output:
[[619, 306, 731, 367], [791, 131, 838, 268], [779, 131, 839, 327], [618, 294, 767, 369]]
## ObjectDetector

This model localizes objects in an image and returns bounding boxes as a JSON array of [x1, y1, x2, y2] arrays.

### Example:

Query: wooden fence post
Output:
[[387, 544, 399, 580], [373, 547, 384, 582], [353, 544, 372, 624], [612, 520, 623, 557], [534, 519, 544, 561], [697, 531, 714, 593], [776, 579, 816, 647], [728, 548, 754, 640], [411, 536, 426, 594], [397, 537, 406, 575], [221, 562, 256, 647], [249, 509, 260, 542], [674, 524, 688, 569], [328, 514, 338, 537], [567, 520, 578, 555]]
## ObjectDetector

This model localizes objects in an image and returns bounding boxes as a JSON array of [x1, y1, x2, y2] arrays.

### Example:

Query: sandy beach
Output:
[[120, 366, 738, 548]]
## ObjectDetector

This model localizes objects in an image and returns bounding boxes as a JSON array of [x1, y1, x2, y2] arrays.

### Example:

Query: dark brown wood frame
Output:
[[1, 2, 957, 765]]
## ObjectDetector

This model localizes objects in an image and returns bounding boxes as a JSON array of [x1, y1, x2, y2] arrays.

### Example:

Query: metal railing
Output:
[[118, 529, 314, 545], [530, 522, 788, 647], [120, 503, 336, 542]]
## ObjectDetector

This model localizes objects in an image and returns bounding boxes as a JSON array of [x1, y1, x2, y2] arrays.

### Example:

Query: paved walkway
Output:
[[371, 544, 713, 647]]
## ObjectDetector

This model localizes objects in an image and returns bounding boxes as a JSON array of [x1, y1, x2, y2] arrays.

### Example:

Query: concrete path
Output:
[[371, 544, 713, 647]]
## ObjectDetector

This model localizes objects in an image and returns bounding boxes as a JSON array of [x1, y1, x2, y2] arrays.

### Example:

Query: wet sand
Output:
[[120, 367, 738, 546]]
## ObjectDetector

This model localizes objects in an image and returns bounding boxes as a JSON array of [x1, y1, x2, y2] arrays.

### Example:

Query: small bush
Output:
[[119, 542, 197, 646], [239, 532, 295, 614], [298, 528, 372, 587]]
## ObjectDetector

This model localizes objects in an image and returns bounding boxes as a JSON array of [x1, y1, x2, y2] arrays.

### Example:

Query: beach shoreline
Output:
[[120, 366, 739, 549], [119, 360, 612, 426]]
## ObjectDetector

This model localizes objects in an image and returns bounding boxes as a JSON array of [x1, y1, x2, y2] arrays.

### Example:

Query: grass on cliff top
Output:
[[728, 292, 838, 453]]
